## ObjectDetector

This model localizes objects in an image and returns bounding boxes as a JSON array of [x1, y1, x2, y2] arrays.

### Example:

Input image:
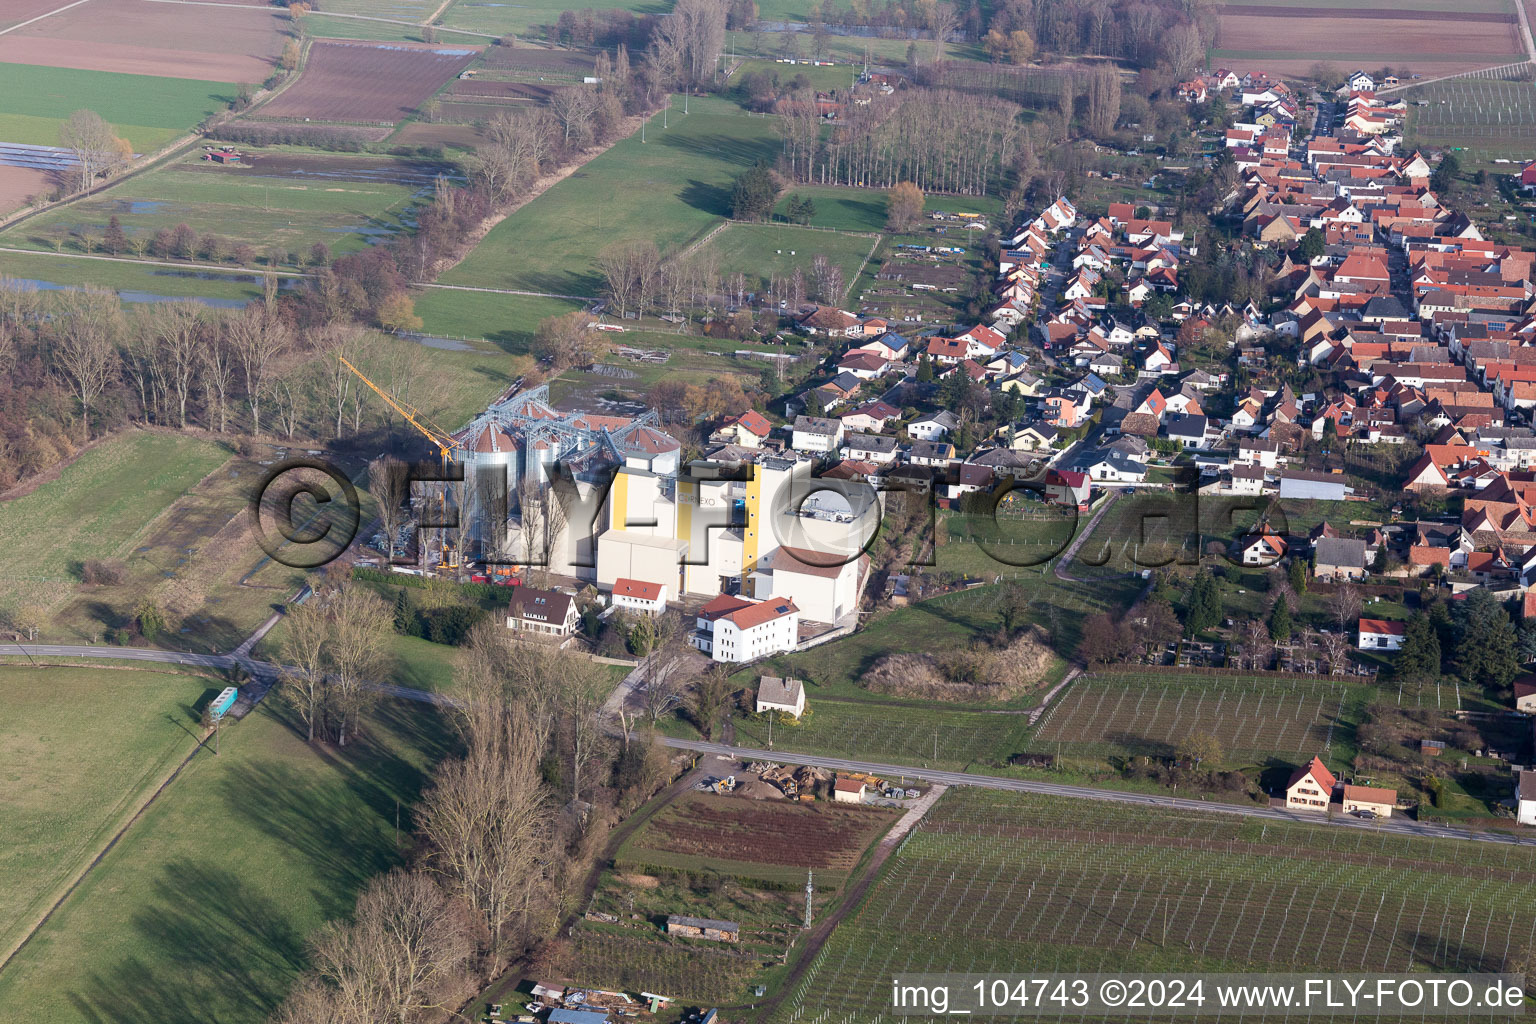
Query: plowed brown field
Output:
[[257, 40, 480, 124]]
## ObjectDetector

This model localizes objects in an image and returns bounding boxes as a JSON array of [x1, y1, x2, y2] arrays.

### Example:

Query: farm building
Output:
[[756, 675, 806, 718], [833, 776, 867, 803], [1284, 756, 1336, 811], [665, 915, 740, 942], [1342, 784, 1395, 818]]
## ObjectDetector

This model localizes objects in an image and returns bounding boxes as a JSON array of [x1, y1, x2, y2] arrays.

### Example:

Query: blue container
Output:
[[210, 686, 239, 720]]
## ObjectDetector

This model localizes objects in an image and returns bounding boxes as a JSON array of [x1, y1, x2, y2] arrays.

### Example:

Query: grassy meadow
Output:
[[0, 155, 426, 261], [438, 95, 781, 296], [0, 666, 217, 960], [0, 698, 454, 1024], [698, 221, 876, 297], [0, 431, 232, 621]]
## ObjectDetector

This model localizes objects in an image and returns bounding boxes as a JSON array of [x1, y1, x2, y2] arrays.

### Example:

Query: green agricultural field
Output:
[[732, 57, 859, 93], [1028, 671, 1373, 768], [0, 250, 282, 306], [938, 508, 1082, 577], [0, 698, 453, 1024], [438, 96, 781, 296], [0, 154, 428, 262], [1407, 78, 1536, 143], [696, 221, 876, 297], [298, 13, 490, 41], [0, 666, 215, 960], [438, 0, 668, 37], [0, 431, 232, 620], [0, 64, 232, 152], [771, 790, 1536, 1021]]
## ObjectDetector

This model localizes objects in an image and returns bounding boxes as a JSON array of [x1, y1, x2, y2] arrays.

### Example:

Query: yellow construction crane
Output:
[[338, 355, 463, 569], [338, 355, 459, 468]]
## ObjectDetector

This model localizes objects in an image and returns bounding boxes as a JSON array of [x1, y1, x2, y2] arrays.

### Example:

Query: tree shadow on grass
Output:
[[64, 861, 307, 1024], [60, 699, 458, 1024], [679, 178, 733, 219], [657, 130, 780, 175]]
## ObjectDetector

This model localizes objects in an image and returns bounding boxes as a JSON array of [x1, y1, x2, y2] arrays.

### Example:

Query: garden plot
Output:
[[773, 790, 1536, 1022], [570, 792, 899, 1004], [622, 794, 900, 882]]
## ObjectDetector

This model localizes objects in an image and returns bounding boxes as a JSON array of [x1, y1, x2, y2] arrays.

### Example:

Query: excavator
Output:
[[338, 355, 464, 572]]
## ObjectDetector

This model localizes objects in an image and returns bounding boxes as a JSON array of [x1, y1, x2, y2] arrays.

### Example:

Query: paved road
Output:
[[9, 642, 1534, 847], [653, 738, 1536, 847], [0, 643, 239, 671]]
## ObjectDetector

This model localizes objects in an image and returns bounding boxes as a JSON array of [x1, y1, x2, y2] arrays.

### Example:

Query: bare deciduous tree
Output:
[[51, 286, 122, 439], [59, 109, 126, 193], [417, 697, 557, 971], [369, 457, 411, 561], [279, 598, 332, 743], [199, 321, 236, 433], [307, 871, 473, 1024], [326, 583, 392, 746], [1330, 582, 1362, 633], [227, 305, 289, 436]]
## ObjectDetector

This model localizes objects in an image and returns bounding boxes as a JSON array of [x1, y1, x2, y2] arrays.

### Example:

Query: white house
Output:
[[611, 577, 667, 616], [1079, 449, 1146, 483], [1284, 756, 1335, 811], [1238, 532, 1286, 566], [1345, 69, 1375, 93], [908, 410, 958, 441], [755, 675, 806, 717], [1357, 618, 1405, 651], [1519, 771, 1536, 826], [692, 594, 800, 663], [791, 415, 844, 453], [840, 432, 898, 464], [1236, 437, 1280, 469]]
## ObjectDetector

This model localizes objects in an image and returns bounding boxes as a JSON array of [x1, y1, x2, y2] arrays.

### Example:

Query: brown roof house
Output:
[[506, 586, 579, 637]]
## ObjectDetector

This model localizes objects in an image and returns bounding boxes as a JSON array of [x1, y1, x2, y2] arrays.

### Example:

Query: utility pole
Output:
[[804, 870, 814, 928]]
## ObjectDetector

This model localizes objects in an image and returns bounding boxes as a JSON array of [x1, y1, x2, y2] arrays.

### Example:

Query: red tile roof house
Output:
[[1284, 756, 1337, 811], [611, 577, 667, 616], [691, 594, 800, 663], [1357, 618, 1405, 651]]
